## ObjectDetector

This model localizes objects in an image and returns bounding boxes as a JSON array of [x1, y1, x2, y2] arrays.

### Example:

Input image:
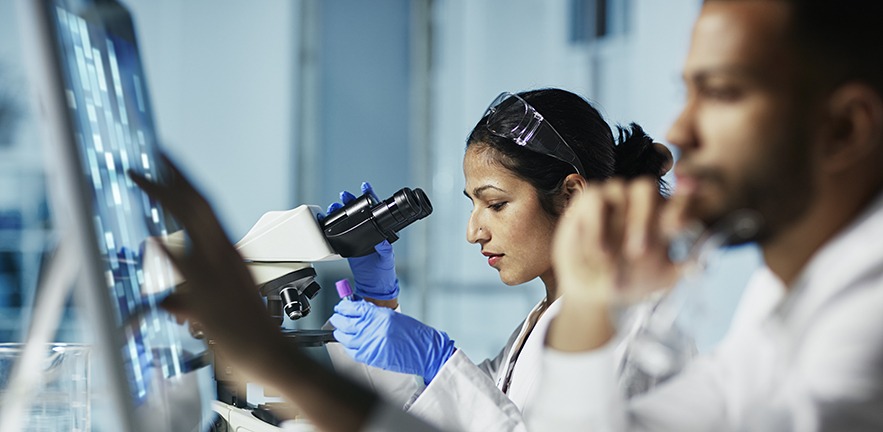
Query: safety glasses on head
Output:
[[478, 92, 586, 178]]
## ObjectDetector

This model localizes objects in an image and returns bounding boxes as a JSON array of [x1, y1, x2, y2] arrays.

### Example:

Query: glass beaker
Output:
[[0, 343, 91, 432]]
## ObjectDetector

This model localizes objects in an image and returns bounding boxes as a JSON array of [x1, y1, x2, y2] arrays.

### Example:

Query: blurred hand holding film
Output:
[[552, 179, 762, 380], [552, 179, 680, 309]]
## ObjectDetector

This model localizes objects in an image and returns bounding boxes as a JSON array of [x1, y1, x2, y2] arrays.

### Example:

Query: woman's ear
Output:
[[561, 173, 588, 207]]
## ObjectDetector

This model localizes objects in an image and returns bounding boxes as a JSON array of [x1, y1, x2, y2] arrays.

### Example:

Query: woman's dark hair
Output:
[[466, 88, 670, 216]]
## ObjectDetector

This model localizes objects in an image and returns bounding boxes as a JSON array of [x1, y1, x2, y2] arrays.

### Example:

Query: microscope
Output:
[[206, 186, 432, 430]]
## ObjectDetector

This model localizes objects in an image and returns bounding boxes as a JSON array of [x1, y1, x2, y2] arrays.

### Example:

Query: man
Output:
[[529, 0, 883, 430]]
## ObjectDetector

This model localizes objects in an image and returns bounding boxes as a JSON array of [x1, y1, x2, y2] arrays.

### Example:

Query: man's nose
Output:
[[666, 100, 698, 153]]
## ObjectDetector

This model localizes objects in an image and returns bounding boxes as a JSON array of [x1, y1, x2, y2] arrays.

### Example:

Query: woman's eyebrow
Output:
[[464, 185, 506, 199]]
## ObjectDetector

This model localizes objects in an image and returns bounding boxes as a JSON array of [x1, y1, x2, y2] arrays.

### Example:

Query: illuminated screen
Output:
[[49, 1, 195, 405]]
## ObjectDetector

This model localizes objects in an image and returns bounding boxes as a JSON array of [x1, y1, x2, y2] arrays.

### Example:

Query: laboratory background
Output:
[[0, 0, 760, 366]]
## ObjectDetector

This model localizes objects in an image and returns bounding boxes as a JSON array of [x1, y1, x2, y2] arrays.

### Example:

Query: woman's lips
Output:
[[483, 252, 503, 267]]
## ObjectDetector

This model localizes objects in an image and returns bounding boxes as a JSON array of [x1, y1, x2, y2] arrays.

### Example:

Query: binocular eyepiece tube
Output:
[[322, 187, 433, 257]]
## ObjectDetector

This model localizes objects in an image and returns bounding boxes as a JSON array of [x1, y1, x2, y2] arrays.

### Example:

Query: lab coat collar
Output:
[[769, 190, 883, 332]]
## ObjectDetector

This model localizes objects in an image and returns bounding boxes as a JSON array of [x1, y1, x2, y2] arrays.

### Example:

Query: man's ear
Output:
[[820, 82, 883, 173]]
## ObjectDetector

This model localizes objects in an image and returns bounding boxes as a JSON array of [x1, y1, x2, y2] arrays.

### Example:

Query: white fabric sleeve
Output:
[[326, 342, 424, 407], [324, 304, 425, 408], [361, 399, 448, 432], [407, 350, 527, 432], [525, 326, 732, 431], [524, 342, 625, 432], [526, 332, 736, 431]]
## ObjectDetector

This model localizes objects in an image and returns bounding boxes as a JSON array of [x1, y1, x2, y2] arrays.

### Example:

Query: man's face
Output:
[[667, 0, 818, 241]]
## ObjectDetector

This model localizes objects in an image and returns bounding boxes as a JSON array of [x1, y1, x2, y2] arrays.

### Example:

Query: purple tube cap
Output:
[[335, 279, 354, 299]]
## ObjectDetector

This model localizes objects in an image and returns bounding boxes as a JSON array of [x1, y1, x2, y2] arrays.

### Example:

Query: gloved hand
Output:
[[329, 299, 456, 385], [324, 182, 399, 300]]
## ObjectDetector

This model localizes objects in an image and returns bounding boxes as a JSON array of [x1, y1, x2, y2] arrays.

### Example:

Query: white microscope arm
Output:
[[141, 204, 342, 295]]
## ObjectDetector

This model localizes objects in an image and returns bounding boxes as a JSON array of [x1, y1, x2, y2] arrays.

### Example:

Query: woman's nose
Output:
[[466, 212, 489, 244]]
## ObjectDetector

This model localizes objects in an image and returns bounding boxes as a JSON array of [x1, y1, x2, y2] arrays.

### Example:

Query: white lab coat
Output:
[[329, 296, 694, 432], [406, 298, 563, 431], [327, 299, 556, 431], [526, 192, 883, 431]]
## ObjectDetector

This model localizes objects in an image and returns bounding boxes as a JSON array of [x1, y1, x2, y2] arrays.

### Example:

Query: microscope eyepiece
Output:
[[322, 187, 433, 257], [378, 187, 432, 234]]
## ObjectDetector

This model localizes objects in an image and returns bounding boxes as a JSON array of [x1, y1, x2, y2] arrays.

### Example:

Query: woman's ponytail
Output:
[[613, 123, 672, 195]]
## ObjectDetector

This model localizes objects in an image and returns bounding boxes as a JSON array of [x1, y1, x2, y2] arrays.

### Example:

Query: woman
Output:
[[327, 88, 690, 431]]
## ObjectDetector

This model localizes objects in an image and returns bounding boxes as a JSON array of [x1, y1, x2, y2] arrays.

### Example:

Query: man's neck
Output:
[[762, 184, 881, 287]]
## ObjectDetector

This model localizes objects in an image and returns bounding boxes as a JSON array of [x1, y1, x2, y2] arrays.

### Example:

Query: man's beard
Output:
[[682, 125, 816, 247]]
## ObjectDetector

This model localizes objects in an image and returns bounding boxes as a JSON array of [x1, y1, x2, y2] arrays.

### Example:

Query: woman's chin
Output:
[[497, 271, 529, 286]]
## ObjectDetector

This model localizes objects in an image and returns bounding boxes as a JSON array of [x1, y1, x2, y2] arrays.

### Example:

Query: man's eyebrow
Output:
[[684, 66, 760, 83], [463, 185, 506, 199]]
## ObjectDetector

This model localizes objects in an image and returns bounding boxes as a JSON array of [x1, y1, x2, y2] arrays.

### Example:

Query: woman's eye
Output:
[[489, 202, 507, 211]]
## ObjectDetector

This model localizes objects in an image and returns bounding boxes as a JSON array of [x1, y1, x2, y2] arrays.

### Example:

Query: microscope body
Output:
[[213, 204, 339, 412], [236, 205, 341, 323], [151, 187, 432, 428], [144, 205, 338, 323]]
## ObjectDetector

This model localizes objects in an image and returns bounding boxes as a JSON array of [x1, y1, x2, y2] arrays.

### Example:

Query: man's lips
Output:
[[675, 173, 699, 195], [674, 167, 712, 196]]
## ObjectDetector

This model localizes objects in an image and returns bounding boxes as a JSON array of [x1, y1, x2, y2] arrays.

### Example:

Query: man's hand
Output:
[[548, 177, 686, 352], [129, 155, 289, 384], [129, 155, 384, 432]]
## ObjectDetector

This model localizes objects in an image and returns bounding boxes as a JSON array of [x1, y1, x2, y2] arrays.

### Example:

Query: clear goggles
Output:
[[478, 92, 586, 177]]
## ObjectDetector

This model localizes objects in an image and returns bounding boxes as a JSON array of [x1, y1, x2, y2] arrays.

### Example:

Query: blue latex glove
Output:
[[325, 182, 400, 300], [329, 299, 455, 384]]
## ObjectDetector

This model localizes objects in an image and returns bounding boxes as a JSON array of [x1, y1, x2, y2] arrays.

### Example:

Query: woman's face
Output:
[[463, 145, 558, 286]]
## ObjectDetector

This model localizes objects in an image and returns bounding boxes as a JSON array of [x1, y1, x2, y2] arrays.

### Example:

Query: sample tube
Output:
[[335, 279, 355, 301]]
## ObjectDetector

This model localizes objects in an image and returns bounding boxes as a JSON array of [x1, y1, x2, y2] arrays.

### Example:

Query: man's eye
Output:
[[699, 85, 742, 102]]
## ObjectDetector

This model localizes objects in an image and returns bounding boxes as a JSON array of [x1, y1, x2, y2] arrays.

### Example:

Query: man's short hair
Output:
[[707, 0, 883, 96]]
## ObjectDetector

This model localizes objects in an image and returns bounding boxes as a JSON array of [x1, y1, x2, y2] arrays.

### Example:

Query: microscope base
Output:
[[211, 400, 315, 432]]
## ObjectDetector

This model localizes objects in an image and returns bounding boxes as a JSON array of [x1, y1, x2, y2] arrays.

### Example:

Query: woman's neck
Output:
[[540, 271, 559, 302]]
